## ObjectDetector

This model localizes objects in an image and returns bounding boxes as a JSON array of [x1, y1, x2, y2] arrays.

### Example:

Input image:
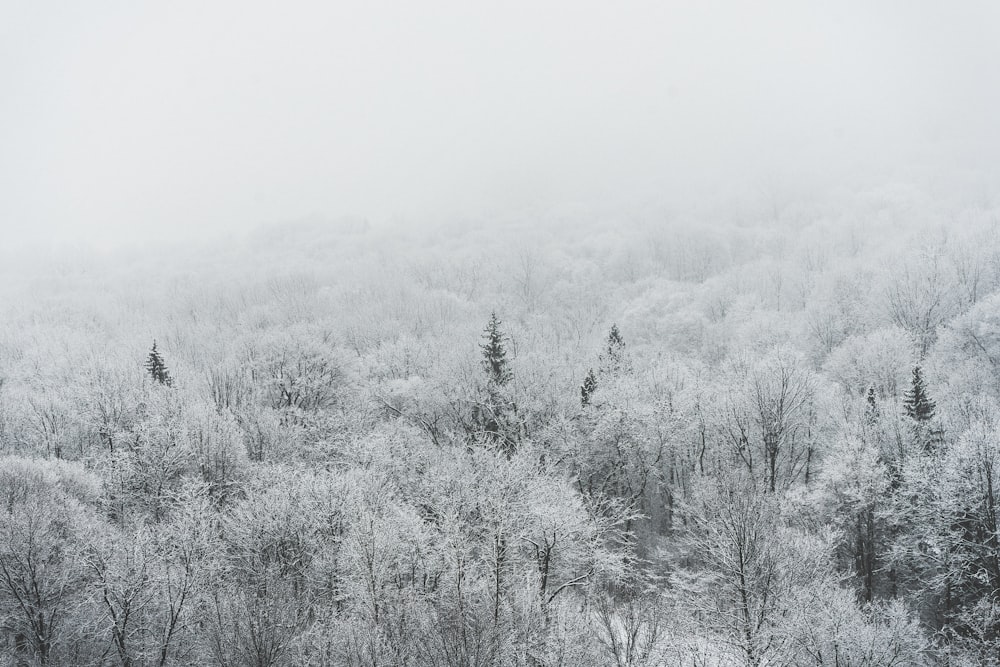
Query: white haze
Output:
[[2, 0, 999, 247]]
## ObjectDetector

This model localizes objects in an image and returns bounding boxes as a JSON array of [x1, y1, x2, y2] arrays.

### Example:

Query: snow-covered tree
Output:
[[580, 368, 598, 407], [145, 341, 173, 387]]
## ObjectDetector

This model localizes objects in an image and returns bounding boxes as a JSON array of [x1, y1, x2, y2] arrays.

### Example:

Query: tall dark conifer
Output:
[[600, 323, 630, 375], [476, 312, 517, 454], [580, 368, 598, 407], [481, 312, 512, 386], [864, 385, 879, 424], [903, 365, 943, 453], [145, 341, 173, 387], [903, 365, 934, 423]]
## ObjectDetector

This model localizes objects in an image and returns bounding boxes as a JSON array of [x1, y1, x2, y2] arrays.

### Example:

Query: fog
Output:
[[3, 0, 999, 247]]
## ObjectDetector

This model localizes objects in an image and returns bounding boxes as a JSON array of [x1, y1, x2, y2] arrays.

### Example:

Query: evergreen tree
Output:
[[145, 341, 173, 387], [902, 365, 934, 423], [903, 365, 943, 454], [600, 323, 630, 375], [580, 368, 598, 407], [607, 323, 625, 359], [475, 312, 518, 454], [864, 385, 879, 424], [481, 312, 512, 386]]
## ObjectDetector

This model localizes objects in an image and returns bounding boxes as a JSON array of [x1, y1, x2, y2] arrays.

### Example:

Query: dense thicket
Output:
[[1, 190, 1000, 665]]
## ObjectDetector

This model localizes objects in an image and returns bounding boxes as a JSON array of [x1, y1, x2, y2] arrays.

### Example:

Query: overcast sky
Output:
[[2, 1, 999, 246]]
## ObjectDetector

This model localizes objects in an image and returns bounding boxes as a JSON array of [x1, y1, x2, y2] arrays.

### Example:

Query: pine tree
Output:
[[475, 312, 519, 454], [481, 312, 512, 386], [902, 365, 934, 423], [580, 368, 598, 407], [607, 323, 624, 359], [864, 385, 879, 424], [903, 365, 943, 453], [145, 341, 173, 387], [600, 323, 630, 375]]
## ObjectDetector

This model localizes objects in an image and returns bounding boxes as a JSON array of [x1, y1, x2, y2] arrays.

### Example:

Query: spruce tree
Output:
[[903, 365, 934, 423], [600, 323, 630, 375], [481, 312, 512, 386], [607, 323, 624, 359], [903, 365, 943, 453], [864, 385, 879, 424], [476, 312, 518, 454], [580, 368, 598, 407], [145, 341, 173, 387]]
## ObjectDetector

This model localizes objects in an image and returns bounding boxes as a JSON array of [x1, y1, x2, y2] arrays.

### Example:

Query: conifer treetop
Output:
[[481, 312, 512, 386], [864, 385, 879, 421], [146, 340, 174, 387], [903, 365, 934, 423], [608, 324, 624, 353], [600, 323, 630, 375], [580, 368, 598, 407]]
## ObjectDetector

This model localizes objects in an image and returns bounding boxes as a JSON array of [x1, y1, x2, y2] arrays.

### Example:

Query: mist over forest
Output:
[[5, 1, 1000, 665]]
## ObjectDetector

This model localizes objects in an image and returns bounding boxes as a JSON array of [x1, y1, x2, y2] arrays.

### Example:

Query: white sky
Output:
[[2, 1, 999, 245]]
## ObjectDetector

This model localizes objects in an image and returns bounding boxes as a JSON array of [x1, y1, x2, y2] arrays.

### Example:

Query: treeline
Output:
[[1, 196, 1000, 665]]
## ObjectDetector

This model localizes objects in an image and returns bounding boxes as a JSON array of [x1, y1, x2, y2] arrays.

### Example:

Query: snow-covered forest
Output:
[[6, 1, 1000, 664], [2, 192, 1000, 664]]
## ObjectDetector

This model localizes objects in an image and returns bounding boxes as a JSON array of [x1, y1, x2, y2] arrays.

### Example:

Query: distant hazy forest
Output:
[[5, 187, 1000, 666]]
